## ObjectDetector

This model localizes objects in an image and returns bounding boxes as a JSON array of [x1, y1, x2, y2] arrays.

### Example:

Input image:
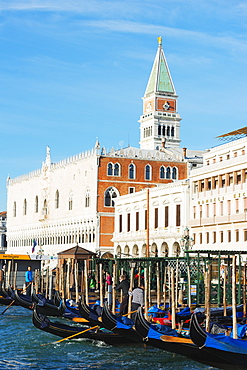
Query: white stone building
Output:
[[0, 211, 7, 252], [189, 129, 247, 252], [7, 146, 100, 256], [112, 180, 191, 258]]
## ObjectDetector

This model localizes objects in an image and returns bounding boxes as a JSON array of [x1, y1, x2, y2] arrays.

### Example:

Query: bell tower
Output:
[[139, 37, 181, 150]]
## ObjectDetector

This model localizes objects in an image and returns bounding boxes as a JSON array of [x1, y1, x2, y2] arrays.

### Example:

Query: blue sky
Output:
[[1, 0, 247, 210]]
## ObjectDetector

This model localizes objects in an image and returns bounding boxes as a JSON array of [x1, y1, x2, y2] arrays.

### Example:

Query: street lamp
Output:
[[180, 227, 194, 251], [129, 260, 136, 269]]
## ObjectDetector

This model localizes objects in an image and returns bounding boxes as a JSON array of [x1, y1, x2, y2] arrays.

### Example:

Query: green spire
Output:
[[144, 37, 175, 97]]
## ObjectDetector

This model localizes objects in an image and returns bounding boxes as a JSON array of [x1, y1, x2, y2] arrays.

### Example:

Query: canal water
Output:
[[0, 306, 218, 370]]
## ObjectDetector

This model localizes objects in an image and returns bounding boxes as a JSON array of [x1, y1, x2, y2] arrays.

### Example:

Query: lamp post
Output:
[[37, 245, 45, 268], [180, 227, 194, 252]]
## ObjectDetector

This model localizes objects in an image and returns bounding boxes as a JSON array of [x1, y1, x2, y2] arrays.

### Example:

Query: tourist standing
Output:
[[105, 271, 113, 307], [129, 283, 144, 319], [0, 267, 4, 289]]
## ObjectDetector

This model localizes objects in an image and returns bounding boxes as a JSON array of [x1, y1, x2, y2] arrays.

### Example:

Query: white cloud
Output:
[[0, 0, 139, 14], [82, 20, 247, 54]]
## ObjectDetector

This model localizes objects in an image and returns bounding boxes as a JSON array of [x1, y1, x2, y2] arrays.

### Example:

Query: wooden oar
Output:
[[21, 282, 32, 294], [72, 317, 89, 323], [41, 325, 99, 346], [122, 309, 138, 317], [1, 299, 15, 315], [1, 282, 32, 315]]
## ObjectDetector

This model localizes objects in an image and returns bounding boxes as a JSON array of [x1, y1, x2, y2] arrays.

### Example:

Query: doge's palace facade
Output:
[[7, 146, 100, 256]]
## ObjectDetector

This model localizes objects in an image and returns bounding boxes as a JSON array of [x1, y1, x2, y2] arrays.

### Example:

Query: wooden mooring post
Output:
[[232, 255, 237, 339]]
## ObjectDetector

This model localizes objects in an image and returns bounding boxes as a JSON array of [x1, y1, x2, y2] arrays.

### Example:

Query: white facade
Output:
[[112, 180, 190, 257], [7, 147, 100, 256], [189, 136, 247, 252], [0, 211, 7, 252]]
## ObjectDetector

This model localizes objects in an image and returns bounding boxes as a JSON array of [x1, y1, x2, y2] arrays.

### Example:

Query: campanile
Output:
[[139, 37, 181, 150]]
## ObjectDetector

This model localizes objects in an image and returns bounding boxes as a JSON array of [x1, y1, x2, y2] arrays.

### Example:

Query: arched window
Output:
[[124, 245, 130, 256], [162, 126, 166, 136], [35, 196, 38, 213], [43, 199, 48, 215], [166, 167, 171, 179], [55, 190, 59, 209], [171, 126, 175, 137], [158, 125, 161, 135], [69, 195, 73, 210], [104, 187, 118, 207], [114, 163, 120, 176], [23, 199, 27, 215], [85, 190, 90, 207], [116, 245, 121, 257], [13, 202, 16, 217], [107, 163, 113, 176], [132, 244, 139, 256], [160, 166, 165, 179], [167, 126, 170, 136], [172, 167, 177, 180], [145, 164, 151, 180], [129, 163, 135, 179]]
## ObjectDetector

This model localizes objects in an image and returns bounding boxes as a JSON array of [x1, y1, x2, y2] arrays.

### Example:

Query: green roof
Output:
[[144, 39, 175, 97]]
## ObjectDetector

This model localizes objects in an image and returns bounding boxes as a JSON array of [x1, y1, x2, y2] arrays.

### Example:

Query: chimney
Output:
[[183, 147, 187, 158]]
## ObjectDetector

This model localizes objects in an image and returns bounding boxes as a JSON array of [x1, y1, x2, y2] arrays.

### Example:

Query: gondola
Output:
[[12, 289, 34, 310], [32, 290, 64, 317], [135, 307, 234, 370], [32, 305, 133, 345], [78, 295, 105, 328], [101, 301, 142, 343], [154, 304, 245, 328], [53, 290, 62, 307], [0, 288, 18, 306], [189, 313, 247, 369], [60, 298, 81, 319]]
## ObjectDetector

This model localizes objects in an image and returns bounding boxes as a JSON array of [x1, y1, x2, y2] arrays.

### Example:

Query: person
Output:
[[88, 273, 96, 292], [0, 267, 4, 289], [105, 271, 113, 306], [114, 274, 130, 315], [129, 283, 144, 319], [25, 266, 33, 296]]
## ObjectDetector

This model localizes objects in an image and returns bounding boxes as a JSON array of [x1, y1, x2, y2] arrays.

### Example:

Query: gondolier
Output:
[[25, 266, 33, 296], [114, 275, 130, 315]]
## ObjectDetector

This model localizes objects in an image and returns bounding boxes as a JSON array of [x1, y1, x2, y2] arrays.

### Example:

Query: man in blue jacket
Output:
[[25, 266, 33, 296]]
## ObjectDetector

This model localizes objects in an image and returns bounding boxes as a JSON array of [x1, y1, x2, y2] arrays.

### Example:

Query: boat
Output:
[[78, 295, 105, 328], [32, 290, 64, 317], [135, 307, 235, 369], [101, 301, 142, 343], [32, 305, 133, 345], [0, 288, 18, 306], [53, 290, 62, 307], [10, 288, 34, 310], [189, 313, 247, 369], [60, 298, 81, 319]]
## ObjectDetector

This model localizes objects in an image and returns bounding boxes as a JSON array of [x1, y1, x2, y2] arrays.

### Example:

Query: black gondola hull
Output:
[[32, 306, 134, 345], [101, 302, 142, 343]]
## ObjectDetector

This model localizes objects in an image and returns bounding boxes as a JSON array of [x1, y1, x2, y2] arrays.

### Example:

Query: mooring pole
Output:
[[146, 188, 150, 258]]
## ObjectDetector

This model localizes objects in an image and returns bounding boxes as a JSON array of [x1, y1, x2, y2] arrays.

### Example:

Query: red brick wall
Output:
[[97, 156, 187, 249]]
